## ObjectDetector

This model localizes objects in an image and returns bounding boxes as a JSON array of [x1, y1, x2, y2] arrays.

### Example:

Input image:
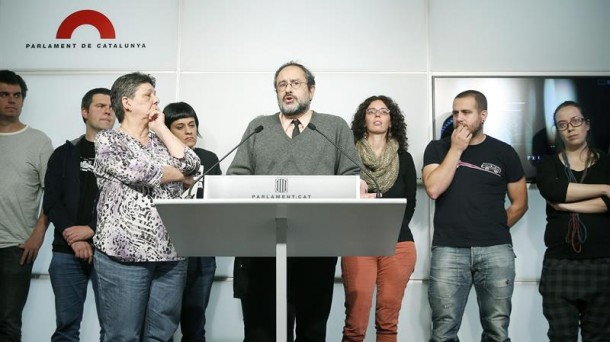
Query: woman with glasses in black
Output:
[[536, 100, 610, 341]]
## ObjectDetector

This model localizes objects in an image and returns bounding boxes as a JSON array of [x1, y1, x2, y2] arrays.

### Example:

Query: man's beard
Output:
[[470, 121, 483, 137], [279, 97, 310, 117]]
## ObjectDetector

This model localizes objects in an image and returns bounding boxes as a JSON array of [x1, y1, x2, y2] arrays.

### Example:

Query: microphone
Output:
[[307, 123, 381, 198], [184, 125, 264, 198]]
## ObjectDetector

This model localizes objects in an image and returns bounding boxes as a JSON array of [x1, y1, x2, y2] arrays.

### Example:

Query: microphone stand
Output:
[[184, 125, 264, 198], [307, 123, 382, 198]]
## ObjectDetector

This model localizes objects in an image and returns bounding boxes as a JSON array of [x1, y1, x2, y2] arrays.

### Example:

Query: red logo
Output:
[[56, 10, 115, 39]]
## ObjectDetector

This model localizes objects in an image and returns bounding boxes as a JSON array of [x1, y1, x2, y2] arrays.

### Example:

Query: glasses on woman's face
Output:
[[365, 108, 390, 116], [556, 116, 587, 131]]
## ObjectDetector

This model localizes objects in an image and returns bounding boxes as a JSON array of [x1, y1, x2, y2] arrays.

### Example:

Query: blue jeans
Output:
[[428, 245, 515, 342], [0, 246, 33, 342], [49, 251, 102, 342], [94, 251, 187, 342], [178, 257, 216, 342]]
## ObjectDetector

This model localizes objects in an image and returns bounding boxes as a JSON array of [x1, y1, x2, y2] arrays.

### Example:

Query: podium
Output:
[[154, 176, 406, 341]]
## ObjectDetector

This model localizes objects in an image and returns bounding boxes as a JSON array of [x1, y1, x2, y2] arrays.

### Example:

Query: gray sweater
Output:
[[0, 126, 53, 247], [228, 111, 362, 176]]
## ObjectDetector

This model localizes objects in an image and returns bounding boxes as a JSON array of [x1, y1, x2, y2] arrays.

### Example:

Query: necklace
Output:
[[560, 151, 590, 253]]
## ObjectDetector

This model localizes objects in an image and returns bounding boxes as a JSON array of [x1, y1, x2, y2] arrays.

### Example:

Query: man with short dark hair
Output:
[[228, 61, 362, 342], [422, 90, 528, 341], [43, 88, 115, 341], [0, 69, 53, 341]]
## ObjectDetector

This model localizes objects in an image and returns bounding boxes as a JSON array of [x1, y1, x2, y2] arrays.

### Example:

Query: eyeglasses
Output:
[[556, 116, 587, 131], [276, 80, 307, 92], [365, 108, 391, 116]]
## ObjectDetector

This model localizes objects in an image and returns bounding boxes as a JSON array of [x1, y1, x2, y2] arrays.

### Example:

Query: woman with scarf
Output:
[[342, 95, 417, 342]]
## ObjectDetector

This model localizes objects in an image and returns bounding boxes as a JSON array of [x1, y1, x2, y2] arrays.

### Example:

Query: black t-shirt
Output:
[[77, 139, 97, 225], [423, 136, 524, 247]]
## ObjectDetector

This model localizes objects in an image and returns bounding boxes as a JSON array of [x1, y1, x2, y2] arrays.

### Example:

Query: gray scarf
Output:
[[356, 138, 399, 193]]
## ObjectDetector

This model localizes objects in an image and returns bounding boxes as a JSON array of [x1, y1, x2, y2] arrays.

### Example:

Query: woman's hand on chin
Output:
[[148, 110, 166, 132]]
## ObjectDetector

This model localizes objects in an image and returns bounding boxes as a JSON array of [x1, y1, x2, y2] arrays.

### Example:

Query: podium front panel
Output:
[[203, 175, 360, 199]]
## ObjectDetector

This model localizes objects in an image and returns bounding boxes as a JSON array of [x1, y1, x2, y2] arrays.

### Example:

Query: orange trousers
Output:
[[341, 241, 416, 342]]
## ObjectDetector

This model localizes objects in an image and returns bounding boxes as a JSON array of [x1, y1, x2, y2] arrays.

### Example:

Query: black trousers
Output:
[[239, 256, 338, 342], [0, 246, 33, 342]]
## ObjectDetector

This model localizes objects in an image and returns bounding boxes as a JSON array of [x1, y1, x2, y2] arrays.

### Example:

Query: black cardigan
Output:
[[536, 153, 610, 259]]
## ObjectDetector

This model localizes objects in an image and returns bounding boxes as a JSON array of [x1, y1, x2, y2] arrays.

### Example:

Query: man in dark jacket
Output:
[[43, 88, 115, 341]]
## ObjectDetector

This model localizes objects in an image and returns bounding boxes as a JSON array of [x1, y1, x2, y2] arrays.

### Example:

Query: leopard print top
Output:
[[93, 129, 200, 262]]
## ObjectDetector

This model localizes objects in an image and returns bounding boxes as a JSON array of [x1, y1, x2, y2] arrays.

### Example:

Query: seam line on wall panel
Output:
[[430, 71, 610, 77], [177, 71, 430, 75]]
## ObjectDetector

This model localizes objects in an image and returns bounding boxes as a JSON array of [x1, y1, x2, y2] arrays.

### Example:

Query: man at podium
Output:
[[227, 61, 362, 342]]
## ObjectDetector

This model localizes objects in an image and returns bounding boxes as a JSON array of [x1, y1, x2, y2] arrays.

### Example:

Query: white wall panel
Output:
[[429, 0, 610, 71], [19, 73, 118, 147], [203, 281, 244, 342], [23, 279, 101, 341], [215, 256, 234, 278], [180, 0, 428, 72], [0, 0, 179, 70], [22, 280, 59, 341], [410, 189, 432, 279], [512, 188, 547, 281], [177, 72, 279, 174]]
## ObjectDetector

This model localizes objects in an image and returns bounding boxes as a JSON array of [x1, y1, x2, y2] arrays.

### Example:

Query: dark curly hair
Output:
[[350, 95, 408, 150]]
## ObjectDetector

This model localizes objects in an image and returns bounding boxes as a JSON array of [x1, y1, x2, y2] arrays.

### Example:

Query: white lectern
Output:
[[154, 176, 406, 341]]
